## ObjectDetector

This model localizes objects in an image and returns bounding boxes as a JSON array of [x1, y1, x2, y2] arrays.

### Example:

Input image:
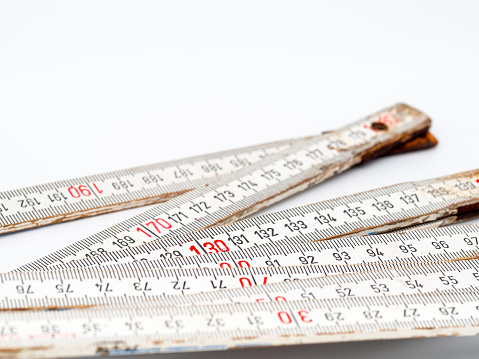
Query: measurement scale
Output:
[[46, 225, 479, 273], [0, 137, 301, 235], [0, 105, 435, 236], [3, 103, 477, 359], [134, 260, 479, 308], [3, 251, 479, 310], [23, 168, 479, 271], [1, 225, 477, 309], [5, 227, 479, 354], [17, 103, 433, 271], [1, 291, 479, 358]]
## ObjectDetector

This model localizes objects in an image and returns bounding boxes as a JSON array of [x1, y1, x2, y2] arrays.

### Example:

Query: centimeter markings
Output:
[[20, 103, 431, 271], [29, 169, 479, 271], [0, 136, 304, 234], [161, 169, 479, 256], [0, 128, 437, 236], [141, 260, 479, 308], [114, 169, 479, 260], [3, 255, 479, 309], [47, 225, 479, 272], [2, 291, 479, 358], [3, 226, 476, 309]]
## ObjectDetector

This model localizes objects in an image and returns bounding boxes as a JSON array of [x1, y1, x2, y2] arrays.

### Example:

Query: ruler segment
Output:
[[0, 137, 300, 234], [19, 103, 432, 271], [3, 255, 479, 309], [0, 128, 437, 235], [1, 291, 479, 358], [142, 260, 479, 308], [24, 168, 479, 271], [45, 226, 479, 272], [3, 103, 465, 358]]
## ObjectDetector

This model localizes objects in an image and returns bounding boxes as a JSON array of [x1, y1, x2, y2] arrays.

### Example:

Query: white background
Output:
[[1, 1, 479, 358]]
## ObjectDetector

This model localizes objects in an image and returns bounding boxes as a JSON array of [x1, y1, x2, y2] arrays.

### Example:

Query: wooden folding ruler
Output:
[[2, 103, 479, 359]]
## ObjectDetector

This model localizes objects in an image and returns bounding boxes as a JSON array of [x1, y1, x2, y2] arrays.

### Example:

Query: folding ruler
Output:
[[1, 103, 479, 359]]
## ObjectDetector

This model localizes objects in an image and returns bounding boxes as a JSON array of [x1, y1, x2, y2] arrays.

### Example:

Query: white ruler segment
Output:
[[2, 226, 476, 309], [20, 103, 432, 271], [0, 137, 302, 234], [135, 260, 479, 308], [1, 291, 479, 358], [2, 253, 479, 309], [23, 169, 479, 271], [47, 225, 479, 272], [6, 103, 475, 359], [0, 105, 436, 237]]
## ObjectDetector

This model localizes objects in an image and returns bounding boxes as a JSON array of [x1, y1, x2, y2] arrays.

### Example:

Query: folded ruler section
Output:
[[0, 105, 436, 236], [23, 168, 479, 271], [3, 227, 479, 357], [47, 224, 479, 271], [2, 230, 479, 308], [0, 137, 300, 234], [1, 291, 479, 358], [130, 259, 479, 308], [19, 103, 433, 271], [7, 103, 477, 359]]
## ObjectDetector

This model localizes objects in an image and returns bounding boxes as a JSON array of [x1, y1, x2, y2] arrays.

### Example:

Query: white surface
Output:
[[1, 0, 479, 357]]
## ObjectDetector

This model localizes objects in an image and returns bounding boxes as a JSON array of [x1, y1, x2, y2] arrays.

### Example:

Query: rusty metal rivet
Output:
[[371, 122, 388, 131]]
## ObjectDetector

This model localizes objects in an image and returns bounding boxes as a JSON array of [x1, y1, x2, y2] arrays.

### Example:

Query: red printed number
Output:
[[239, 277, 252, 287], [68, 183, 103, 198], [278, 310, 312, 324], [136, 218, 173, 238], [278, 311, 292, 324], [145, 218, 172, 233], [219, 261, 252, 269], [189, 240, 230, 255]]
